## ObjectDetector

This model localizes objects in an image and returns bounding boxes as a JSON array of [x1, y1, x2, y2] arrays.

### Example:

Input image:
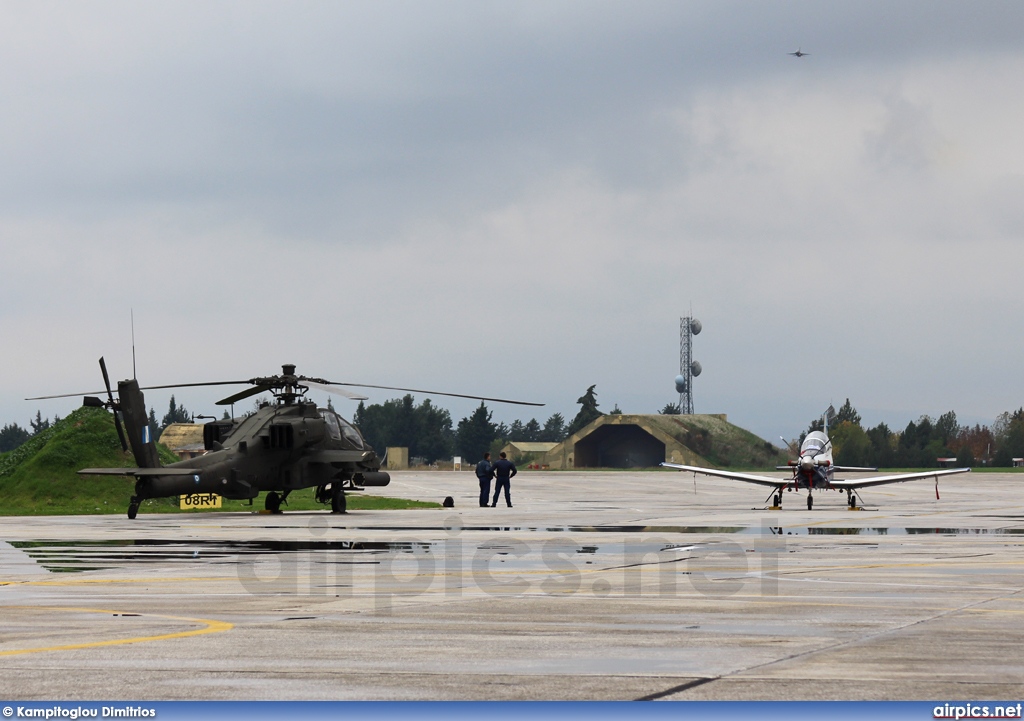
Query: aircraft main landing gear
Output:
[[127, 497, 140, 520], [774, 492, 782, 508], [265, 492, 282, 513], [847, 490, 857, 510], [331, 483, 347, 514]]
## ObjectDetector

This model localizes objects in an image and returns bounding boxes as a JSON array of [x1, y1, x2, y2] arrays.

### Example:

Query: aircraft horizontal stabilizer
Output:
[[828, 467, 970, 489], [78, 468, 199, 477], [660, 462, 787, 488]]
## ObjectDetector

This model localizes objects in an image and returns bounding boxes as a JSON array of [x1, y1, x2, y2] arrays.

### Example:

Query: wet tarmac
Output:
[[1, 469, 1023, 700]]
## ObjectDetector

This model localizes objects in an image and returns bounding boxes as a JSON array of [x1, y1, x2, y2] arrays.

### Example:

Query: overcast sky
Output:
[[3, 1, 1024, 443]]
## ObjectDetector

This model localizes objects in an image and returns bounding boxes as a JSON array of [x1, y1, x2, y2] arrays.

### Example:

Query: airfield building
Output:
[[537, 413, 784, 470]]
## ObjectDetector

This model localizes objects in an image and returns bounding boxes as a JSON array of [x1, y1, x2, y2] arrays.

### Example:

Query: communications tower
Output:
[[675, 316, 702, 414]]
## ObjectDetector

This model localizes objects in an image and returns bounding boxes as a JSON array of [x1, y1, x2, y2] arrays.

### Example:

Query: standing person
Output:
[[490, 451, 517, 508], [475, 452, 494, 508]]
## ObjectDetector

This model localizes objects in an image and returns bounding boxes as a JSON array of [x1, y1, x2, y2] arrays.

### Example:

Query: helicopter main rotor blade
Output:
[[26, 389, 110, 401], [139, 380, 253, 392], [26, 378, 253, 401], [303, 381, 369, 401], [216, 384, 274, 406], [320, 381, 544, 407]]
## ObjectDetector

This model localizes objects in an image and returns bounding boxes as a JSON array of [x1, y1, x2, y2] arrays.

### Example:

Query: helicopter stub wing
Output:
[[307, 450, 376, 465], [78, 468, 199, 477], [660, 462, 788, 489]]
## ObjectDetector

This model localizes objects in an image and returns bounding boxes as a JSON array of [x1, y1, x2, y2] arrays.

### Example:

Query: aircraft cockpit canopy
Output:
[[319, 409, 365, 449], [801, 433, 827, 455]]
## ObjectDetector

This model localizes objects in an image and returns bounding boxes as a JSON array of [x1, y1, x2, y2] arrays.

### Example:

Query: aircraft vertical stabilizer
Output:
[[117, 379, 161, 469]]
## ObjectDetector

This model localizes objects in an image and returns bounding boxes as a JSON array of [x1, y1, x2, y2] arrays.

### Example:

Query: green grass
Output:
[[0, 407, 440, 515]]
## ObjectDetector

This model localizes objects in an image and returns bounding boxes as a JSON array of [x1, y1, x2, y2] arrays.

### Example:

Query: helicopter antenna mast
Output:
[[131, 309, 137, 380]]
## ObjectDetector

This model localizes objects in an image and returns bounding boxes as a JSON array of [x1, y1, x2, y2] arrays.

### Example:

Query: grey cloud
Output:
[[5, 1, 1024, 439]]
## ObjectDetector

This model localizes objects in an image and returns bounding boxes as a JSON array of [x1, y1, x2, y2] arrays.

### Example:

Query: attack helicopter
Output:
[[28, 359, 542, 519]]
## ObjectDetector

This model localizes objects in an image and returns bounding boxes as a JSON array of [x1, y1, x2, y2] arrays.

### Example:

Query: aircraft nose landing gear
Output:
[[806, 493, 813, 511]]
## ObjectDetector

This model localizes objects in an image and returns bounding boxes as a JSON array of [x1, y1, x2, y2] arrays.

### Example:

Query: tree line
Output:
[[810, 398, 1024, 468], [0, 396, 197, 454], [11, 390, 1018, 469], [0, 411, 60, 453], [353, 385, 607, 464]]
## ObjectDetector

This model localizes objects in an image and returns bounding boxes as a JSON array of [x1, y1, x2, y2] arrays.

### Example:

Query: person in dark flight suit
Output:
[[490, 451, 517, 507], [475, 452, 494, 508]]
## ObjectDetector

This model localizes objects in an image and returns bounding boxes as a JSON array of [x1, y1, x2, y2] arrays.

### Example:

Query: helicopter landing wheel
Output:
[[331, 483, 347, 514], [806, 494, 813, 511], [127, 499, 139, 520], [265, 492, 282, 514]]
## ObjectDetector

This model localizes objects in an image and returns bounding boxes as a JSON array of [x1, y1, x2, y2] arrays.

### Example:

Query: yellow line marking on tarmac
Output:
[[0, 577, 235, 587], [0, 607, 233, 657]]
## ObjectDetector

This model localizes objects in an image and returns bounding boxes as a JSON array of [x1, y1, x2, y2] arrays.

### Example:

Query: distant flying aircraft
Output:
[[662, 414, 970, 510], [789, 48, 809, 57]]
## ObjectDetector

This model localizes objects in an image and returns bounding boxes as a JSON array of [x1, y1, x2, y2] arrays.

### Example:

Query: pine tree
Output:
[[30, 411, 50, 435], [147, 408, 160, 442], [540, 413, 566, 442], [835, 398, 861, 427], [566, 385, 602, 437], [456, 401, 496, 463], [160, 396, 192, 430]]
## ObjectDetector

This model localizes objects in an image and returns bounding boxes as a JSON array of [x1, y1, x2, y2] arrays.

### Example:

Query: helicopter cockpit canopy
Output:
[[319, 409, 365, 449]]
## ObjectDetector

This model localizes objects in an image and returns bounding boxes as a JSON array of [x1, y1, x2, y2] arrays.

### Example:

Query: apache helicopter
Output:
[[29, 358, 542, 519]]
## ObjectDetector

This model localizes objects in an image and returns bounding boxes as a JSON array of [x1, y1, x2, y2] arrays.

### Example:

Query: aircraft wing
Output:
[[828, 467, 970, 489], [660, 463, 788, 489], [78, 468, 199, 477], [832, 465, 879, 472]]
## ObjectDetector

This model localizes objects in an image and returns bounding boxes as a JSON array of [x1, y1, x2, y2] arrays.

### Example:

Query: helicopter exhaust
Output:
[[355, 471, 391, 487]]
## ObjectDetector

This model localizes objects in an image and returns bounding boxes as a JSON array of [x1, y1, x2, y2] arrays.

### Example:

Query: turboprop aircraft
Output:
[[662, 419, 970, 510]]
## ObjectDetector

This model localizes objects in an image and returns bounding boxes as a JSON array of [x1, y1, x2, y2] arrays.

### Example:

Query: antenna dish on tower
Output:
[[676, 315, 703, 414]]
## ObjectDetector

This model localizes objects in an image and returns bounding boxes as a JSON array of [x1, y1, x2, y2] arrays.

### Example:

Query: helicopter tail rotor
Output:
[[99, 357, 129, 453]]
